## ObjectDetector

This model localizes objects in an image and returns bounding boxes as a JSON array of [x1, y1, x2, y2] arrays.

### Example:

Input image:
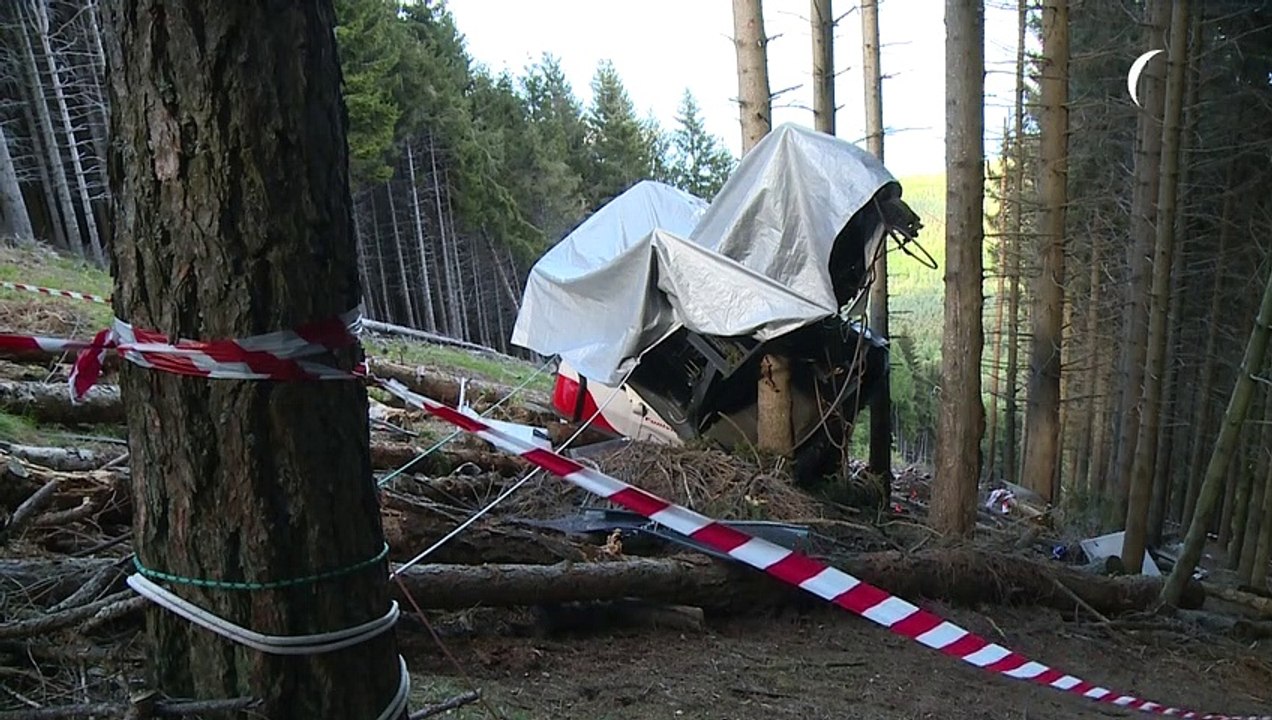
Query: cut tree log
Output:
[[0, 442, 118, 472], [370, 441, 529, 476], [388, 548, 1204, 615], [1202, 582, 1272, 619], [0, 381, 122, 424], [2, 545, 1204, 621]]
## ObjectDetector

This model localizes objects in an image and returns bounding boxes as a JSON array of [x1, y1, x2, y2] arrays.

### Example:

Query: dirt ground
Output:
[[401, 599, 1272, 720]]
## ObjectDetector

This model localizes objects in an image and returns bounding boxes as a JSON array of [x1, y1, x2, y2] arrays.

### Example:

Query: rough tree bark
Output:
[[1123, 0, 1189, 573], [732, 0, 771, 154], [0, 123, 34, 241], [1020, 0, 1068, 505], [1107, 0, 1167, 528], [733, 0, 787, 456], [861, 0, 893, 483], [931, 0, 984, 537], [103, 1, 406, 717], [1161, 261, 1272, 606]]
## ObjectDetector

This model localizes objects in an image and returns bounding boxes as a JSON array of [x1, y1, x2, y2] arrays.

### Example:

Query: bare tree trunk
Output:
[[1020, 0, 1068, 505], [405, 142, 438, 332], [1237, 400, 1271, 583], [985, 155, 1009, 482], [443, 183, 469, 341], [1161, 261, 1272, 606], [368, 192, 393, 325], [103, 0, 406, 716], [34, 0, 105, 264], [812, 0, 835, 135], [1003, 0, 1027, 488], [429, 141, 457, 335], [1108, 0, 1168, 527], [1183, 163, 1235, 523], [0, 123, 34, 241], [931, 0, 984, 537], [732, 0, 772, 154], [385, 180, 418, 328], [352, 197, 375, 319], [1123, 0, 1188, 573], [1228, 412, 1258, 569], [1078, 239, 1104, 495], [18, 1, 83, 256], [860, 0, 892, 483], [1250, 432, 1272, 588], [18, 86, 67, 248]]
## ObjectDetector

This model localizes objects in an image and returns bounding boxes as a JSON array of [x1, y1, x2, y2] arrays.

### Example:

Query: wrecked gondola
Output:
[[511, 123, 925, 487]]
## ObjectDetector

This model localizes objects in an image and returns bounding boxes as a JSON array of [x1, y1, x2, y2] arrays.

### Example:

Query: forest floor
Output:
[[2, 243, 1271, 720]]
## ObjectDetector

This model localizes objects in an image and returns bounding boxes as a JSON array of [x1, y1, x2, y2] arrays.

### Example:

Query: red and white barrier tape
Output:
[[0, 280, 109, 304], [1, 283, 1267, 718], [375, 377, 1269, 720], [0, 310, 365, 401]]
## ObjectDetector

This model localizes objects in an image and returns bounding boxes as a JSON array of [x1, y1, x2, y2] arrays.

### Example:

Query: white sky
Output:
[[446, 0, 1029, 178]]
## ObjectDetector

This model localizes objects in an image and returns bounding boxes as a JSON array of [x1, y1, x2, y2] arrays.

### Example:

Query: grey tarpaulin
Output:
[[510, 123, 898, 386]]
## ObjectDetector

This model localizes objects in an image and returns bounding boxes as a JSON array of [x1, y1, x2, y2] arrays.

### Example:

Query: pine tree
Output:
[[334, 0, 404, 184], [584, 60, 658, 206], [667, 90, 735, 199]]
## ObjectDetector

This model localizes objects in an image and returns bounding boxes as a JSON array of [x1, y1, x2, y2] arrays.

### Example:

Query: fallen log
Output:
[[1202, 582, 1272, 618], [371, 442, 528, 477], [380, 490, 590, 565], [0, 381, 122, 425], [389, 548, 1205, 616], [0, 442, 118, 472], [363, 319, 509, 358]]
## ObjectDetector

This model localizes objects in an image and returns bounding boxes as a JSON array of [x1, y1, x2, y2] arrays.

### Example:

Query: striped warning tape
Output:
[[374, 378, 1270, 720], [1, 283, 1267, 718], [0, 280, 109, 304]]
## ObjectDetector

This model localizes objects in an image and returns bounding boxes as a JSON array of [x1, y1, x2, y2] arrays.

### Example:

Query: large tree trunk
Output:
[[931, 0, 984, 537], [1003, 0, 1027, 488], [733, 0, 787, 457], [103, 2, 406, 717], [732, 0, 771, 154], [861, 0, 892, 484], [1123, 0, 1189, 573], [0, 123, 35, 241], [1161, 262, 1272, 606], [1107, 0, 1168, 528], [1020, 0, 1068, 504]]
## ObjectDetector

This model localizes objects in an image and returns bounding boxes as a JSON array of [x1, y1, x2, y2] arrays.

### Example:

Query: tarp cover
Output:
[[510, 123, 898, 385]]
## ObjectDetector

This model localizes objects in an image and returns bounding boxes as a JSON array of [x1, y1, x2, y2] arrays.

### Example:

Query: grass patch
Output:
[[0, 243, 114, 329], [0, 409, 38, 443]]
